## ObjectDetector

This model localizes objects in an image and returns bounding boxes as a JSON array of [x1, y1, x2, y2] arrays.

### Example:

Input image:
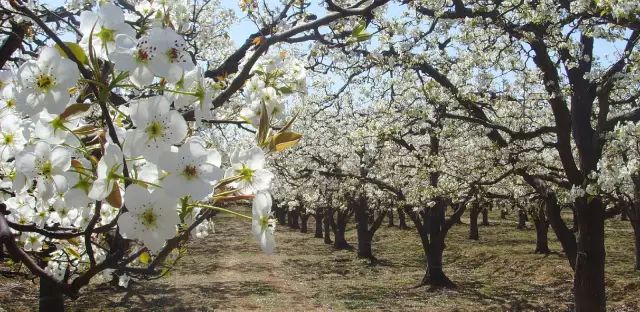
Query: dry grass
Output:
[[1, 209, 639, 311]]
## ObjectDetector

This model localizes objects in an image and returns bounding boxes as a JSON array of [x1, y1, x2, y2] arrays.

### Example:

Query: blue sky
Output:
[[40, 0, 625, 67]]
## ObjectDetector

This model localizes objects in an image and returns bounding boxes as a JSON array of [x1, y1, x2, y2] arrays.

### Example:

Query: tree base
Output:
[[357, 253, 378, 264], [418, 269, 456, 289], [334, 242, 353, 250], [535, 246, 551, 254]]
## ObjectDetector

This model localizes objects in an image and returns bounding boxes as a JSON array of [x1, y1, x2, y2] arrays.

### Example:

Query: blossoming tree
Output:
[[0, 0, 392, 310]]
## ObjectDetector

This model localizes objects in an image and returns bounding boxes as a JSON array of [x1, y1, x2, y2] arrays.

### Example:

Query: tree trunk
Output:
[[481, 208, 489, 226], [300, 214, 309, 233], [500, 209, 507, 219], [628, 200, 640, 270], [573, 197, 606, 312], [421, 240, 454, 288], [621, 209, 628, 221], [333, 212, 351, 250], [39, 277, 64, 312], [418, 200, 455, 288], [517, 209, 527, 229], [354, 198, 374, 260], [387, 209, 395, 227], [274, 201, 286, 225], [469, 204, 480, 240], [323, 208, 332, 244], [314, 213, 323, 238], [289, 210, 300, 229], [451, 204, 463, 224], [631, 218, 640, 271], [398, 208, 408, 229], [571, 205, 578, 232], [545, 194, 578, 269], [356, 230, 373, 260], [532, 203, 550, 254]]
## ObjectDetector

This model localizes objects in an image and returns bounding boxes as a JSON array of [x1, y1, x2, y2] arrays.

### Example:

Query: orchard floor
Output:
[[2, 209, 639, 312]]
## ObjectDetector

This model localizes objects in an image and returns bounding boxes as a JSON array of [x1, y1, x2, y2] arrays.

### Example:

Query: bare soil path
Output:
[[1, 209, 639, 311]]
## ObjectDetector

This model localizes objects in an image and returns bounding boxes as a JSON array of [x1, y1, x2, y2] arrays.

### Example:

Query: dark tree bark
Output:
[[571, 205, 578, 232], [626, 182, 640, 270], [522, 174, 577, 269], [274, 201, 287, 225], [331, 210, 352, 250], [469, 203, 480, 240], [408, 199, 459, 288], [628, 176, 640, 270], [288, 209, 300, 229], [500, 209, 507, 219], [517, 209, 528, 230], [451, 204, 464, 224], [354, 198, 373, 259], [621, 209, 629, 221], [314, 213, 323, 238], [300, 214, 309, 233], [631, 217, 640, 271], [353, 197, 387, 261], [387, 209, 395, 227], [574, 197, 606, 312], [323, 207, 333, 244], [531, 202, 551, 254], [0, 22, 28, 69], [481, 208, 489, 226], [39, 276, 64, 312], [398, 208, 408, 229]]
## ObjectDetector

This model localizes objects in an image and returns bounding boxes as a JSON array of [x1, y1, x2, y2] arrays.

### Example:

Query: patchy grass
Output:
[[1, 209, 639, 311]]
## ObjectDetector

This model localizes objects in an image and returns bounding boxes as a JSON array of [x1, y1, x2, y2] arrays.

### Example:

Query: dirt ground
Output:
[[1, 209, 639, 311]]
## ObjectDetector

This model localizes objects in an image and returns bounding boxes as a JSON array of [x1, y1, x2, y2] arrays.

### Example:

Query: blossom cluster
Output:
[[0, 1, 305, 288]]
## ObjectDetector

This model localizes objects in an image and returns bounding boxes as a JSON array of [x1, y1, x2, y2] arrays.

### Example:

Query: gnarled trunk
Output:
[[314, 213, 323, 238], [387, 209, 395, 227], [517, 209, 527, 230], [532, 203, 550, 254], [274, 201, 287, 225], [288, 210, 300, 229], [627, 200, 640, 270], [469, 203, 480, 240], [421, 237, 454, 288], [300, 214, 309, 233], [574, 197, 606, 312], [332, 211, 351, 250], [355, 199, 373, 259], [39, 276, 64, 312], [323, 208, 332, 244], [409, 199, 456, 289], [398, 208, 408, 229], [481, 208, 489, 226], [521, 174, 577, 268], [631, 218, 640, 271]]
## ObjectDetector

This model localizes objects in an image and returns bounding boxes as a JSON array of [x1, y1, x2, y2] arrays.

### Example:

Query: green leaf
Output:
[[178, 197, 193, 223], [278, 86, 294, 94], [271, 131, 302, 152], [72, 125, 99, 136], [55, 42, 88, 64], [65, 247, 81, 259], [257, 102, 270, 146], [352, 20, 366, 36], [355, 33, 372, 42], [60, 103, 91, 119]]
